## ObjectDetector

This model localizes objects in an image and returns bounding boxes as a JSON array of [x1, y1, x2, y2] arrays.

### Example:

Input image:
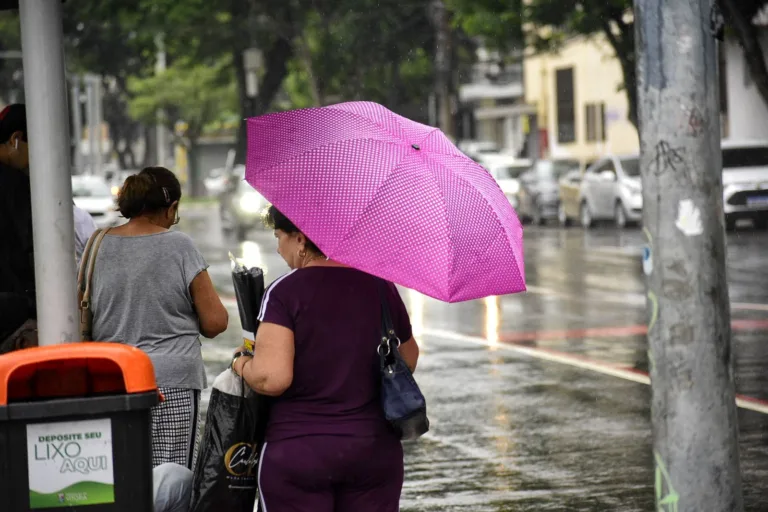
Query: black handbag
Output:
[[377, 281, 429, 440]]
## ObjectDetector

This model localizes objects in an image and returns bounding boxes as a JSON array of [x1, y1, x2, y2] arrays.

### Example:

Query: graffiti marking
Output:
[[650, 141, 686, 176]]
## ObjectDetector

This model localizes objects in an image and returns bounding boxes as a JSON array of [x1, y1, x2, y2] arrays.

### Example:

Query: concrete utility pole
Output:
[[431, 0, 453, 138], [635, 1, 743, 511], [19, 0, 79, 345]]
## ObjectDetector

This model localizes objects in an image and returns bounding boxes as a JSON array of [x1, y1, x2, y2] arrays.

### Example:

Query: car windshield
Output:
[[722, 147, 768, 168], [621, 158, 641, 177], [72, 178, 111, 198], [537, 160, 578, 179]]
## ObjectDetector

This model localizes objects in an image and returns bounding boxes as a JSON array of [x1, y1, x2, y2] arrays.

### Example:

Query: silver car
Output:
[[579, 156, 642, 229]]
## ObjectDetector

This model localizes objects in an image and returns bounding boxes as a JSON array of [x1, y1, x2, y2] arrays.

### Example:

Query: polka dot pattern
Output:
[[246, 101, 525, 303]]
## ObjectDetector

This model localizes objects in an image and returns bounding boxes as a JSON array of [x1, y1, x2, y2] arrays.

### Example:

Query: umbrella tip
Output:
[[411, 144, 420, 151]]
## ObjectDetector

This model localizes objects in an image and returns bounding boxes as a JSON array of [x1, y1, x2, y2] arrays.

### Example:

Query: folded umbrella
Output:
[[246, 101, 525, 302], [229, 253, 265, 351]]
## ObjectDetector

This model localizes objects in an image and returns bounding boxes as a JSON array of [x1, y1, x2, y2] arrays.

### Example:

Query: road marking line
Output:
[[422, 328, 768, 415], [221, 296, 768, 414]]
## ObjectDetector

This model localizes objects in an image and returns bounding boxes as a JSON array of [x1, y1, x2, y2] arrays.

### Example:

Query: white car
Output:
[[475, 154, 532, 209], [72, 175, 121, 229], [579, 155, 642, 229], [459, 140, 500, 161], [722, 140, 768, 230]]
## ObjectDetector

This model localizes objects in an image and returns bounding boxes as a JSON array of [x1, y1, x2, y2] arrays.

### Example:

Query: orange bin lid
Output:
[[0, 342, 157, 406]]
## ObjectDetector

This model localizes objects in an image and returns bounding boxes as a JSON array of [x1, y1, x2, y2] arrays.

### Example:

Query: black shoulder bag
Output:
[[377, 281, 429, 440]]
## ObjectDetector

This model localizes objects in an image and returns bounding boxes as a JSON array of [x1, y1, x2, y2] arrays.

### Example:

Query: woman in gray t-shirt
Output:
[[89, 166, 228, 469]]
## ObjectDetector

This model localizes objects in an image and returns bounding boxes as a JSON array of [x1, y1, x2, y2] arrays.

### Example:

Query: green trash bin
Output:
[[0, 343, 159, 511]]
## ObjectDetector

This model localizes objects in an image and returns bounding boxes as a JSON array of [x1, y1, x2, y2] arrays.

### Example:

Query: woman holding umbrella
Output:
[[235, 101, 525, 511], [232, 205, 420, 512]]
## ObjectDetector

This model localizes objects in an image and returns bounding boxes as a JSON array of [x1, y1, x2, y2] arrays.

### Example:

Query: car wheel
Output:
[[614, 201, 628, 229], [558, 203, 571, 227], [580, 201, 594, 229], [725, 215, 737, 232], [754, 217, 768, 230]]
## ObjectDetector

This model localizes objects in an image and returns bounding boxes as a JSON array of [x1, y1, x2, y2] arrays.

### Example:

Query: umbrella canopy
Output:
[[246, 101, 525, 302]]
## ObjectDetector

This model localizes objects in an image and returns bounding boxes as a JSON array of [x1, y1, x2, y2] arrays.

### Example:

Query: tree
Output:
[[284, 1, 436, 115], [128, 57, 237, 196], [451, 0, 639, 127], [62, 0, 157, 168], [722, 1, 768, 112]]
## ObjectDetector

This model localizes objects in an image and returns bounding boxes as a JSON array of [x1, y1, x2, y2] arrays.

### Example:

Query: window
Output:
[[585, 102, 606, 142], [722, 147, 768, 168], [555, 67, 576, 143], [620, 158, 641, 177]]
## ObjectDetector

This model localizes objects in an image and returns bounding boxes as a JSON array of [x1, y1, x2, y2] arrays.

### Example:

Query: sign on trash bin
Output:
[[27, 418, 115, 508]]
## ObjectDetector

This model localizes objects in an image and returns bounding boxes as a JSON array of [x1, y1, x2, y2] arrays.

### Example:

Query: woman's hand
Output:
[[231, 346, 253, 377]]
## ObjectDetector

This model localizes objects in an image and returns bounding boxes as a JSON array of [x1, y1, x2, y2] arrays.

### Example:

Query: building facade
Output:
[[523, 34, 640, 165]]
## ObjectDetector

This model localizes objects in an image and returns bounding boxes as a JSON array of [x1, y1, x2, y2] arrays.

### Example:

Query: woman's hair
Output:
[[117, 166, 181, 218], [264, 205, 323, 256]]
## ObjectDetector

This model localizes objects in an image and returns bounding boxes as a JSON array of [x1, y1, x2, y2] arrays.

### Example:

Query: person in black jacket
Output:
[[0, 103, 36, 352]]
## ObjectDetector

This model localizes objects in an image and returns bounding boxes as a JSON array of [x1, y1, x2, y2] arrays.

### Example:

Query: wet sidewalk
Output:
[[182, 205, 768, 510]]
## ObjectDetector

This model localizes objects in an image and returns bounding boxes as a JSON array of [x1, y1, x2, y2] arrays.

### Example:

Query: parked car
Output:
[[517, 159, 580, 225], [71, 175, 121, 229], [578, 155, 642, 229], [459, 140, 499, 160], [219, 166, 267, 240], [722, 140, 768, 230], [475, 154, 532, 209]]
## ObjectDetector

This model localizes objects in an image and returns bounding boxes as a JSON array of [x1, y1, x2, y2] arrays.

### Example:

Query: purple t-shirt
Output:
[[257, 267, 413, 442]]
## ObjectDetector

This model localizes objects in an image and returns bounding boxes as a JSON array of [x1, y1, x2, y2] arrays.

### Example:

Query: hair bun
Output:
[[116, 166, 182, 219]]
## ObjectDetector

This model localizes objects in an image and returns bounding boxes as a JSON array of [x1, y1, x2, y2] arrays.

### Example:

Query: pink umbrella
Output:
[[245, 101, 525, 302]]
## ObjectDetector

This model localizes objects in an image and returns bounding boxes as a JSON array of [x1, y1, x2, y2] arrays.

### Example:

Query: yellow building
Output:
[[524, 34, 639, 165]]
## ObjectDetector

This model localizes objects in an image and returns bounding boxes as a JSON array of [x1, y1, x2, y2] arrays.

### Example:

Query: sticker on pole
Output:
[[26, 418, 115, 509]]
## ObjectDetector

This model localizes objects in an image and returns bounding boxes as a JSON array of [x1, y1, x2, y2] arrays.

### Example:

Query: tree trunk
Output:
[[187, 140, 203, 198], [722, 0, 768, 110], [601, 20, 639, 130], [635, 1, 743, 511], [297, 35, 323, 106], [142, 126, 156, 168]]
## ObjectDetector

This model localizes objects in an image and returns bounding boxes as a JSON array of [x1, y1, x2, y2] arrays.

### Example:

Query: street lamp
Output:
[[243, 48, 263, 100]]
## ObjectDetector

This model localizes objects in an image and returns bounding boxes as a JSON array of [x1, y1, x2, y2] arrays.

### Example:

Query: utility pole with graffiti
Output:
[[634, 1, 743, 511]]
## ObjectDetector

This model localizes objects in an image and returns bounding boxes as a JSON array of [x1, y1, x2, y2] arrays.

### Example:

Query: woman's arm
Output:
[[189, 270, 228, 338], [233, 322, 295, 396], [399, 337, 419, 373]]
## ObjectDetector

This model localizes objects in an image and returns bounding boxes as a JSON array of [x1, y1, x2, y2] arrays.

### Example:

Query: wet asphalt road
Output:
[[180, 204, 768, 511]]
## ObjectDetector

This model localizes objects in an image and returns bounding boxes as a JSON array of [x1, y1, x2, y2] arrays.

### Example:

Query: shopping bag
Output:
[[189, 370, 269, 512]]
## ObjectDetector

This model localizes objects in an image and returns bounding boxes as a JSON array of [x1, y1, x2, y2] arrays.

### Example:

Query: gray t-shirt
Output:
[[91, 230, 208, 390]]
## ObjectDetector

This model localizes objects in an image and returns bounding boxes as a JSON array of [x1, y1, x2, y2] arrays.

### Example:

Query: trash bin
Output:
[[0, 343, 159, 511]]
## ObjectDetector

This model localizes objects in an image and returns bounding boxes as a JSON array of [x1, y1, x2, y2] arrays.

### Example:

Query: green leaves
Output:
[[127, 57, 237, 142]]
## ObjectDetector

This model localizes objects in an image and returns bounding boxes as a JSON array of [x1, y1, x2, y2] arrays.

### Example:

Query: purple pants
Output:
[[258, 434, 404, 512]]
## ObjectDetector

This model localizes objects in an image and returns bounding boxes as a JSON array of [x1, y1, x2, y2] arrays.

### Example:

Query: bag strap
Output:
[[80, 228, 110, 311], [77, 228, 102, 298], [376, 280, 400, 360]]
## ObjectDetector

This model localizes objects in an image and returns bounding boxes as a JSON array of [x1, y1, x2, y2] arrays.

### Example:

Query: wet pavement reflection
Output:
[[181, 204, 768, 510]]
